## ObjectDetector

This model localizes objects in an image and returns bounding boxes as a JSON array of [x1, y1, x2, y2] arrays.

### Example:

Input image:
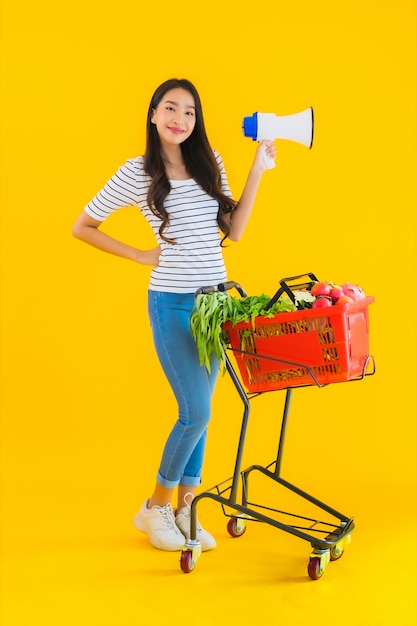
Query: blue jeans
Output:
[[148, 290, 219, 488]]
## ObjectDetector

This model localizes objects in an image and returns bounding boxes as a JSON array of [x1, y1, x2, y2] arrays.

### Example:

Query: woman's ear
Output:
[[150, 108, 156, 124]]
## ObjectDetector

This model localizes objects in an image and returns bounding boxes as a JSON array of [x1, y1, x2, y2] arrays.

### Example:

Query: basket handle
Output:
[[264, 272, 319, 310]]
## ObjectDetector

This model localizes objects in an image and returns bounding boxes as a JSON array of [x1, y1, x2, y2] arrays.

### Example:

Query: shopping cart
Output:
[[180, 273, 375, 580]]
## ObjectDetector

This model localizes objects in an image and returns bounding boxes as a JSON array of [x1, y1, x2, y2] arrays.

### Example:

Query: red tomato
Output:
[[330, 286, 344, 303], [312, 296, 332, 308], [311, 282, 331, 297]]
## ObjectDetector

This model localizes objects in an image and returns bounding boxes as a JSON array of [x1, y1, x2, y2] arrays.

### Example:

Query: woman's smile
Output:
[[168, 126, 186, 135]]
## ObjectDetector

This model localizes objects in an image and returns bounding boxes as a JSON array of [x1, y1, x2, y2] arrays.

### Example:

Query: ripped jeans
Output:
[[147, 290, 219, 488]]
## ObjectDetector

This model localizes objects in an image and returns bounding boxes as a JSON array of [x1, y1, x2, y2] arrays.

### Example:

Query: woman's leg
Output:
[[148, 484, 174, 509], [147, 291, 219, 496], [135, 291, 218, 551]]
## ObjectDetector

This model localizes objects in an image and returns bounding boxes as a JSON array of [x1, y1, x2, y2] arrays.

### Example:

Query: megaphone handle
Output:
[[261, 144, 275, 169]]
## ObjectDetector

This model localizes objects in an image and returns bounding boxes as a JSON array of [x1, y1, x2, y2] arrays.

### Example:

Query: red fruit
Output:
[[330, 286, 344, 303], [312, 296, 332, 308], [336, 295, 354, 305], [341, 282, 366, 301], [311, 282, 331, 297]]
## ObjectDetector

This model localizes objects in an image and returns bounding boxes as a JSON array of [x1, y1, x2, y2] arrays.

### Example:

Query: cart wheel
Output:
[[308, 556, 325, 580], [227, 517, 246, 538], [180, 550, 196, 574], [330, 544, 344, 561]]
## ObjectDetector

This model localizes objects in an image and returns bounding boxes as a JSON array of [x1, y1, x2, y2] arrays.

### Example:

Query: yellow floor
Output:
[[1, 454, 416, 625], [1, 379, 416, 625]]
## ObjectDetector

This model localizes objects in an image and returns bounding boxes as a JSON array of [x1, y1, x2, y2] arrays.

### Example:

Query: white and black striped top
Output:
[[84, 151, 233, 294]]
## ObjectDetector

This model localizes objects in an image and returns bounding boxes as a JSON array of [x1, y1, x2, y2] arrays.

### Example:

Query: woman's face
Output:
[[151, 88, 196, 147]]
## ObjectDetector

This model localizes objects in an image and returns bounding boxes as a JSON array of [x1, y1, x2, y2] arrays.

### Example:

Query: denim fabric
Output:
[[148, 290, 219, 488]]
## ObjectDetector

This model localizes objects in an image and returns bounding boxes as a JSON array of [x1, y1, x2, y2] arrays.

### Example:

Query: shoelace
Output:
[[179, 495, 203, 532], [159, 504, 176, 530]]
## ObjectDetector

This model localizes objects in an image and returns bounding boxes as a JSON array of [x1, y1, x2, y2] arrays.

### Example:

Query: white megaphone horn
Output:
[[242, 107, 314, 168]]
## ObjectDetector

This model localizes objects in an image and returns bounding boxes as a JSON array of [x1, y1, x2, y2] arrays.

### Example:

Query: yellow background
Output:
[[1, 0, 416, 624]]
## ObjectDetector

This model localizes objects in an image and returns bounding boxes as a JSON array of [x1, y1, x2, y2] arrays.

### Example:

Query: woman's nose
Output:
[[172, 114, 185, 126]]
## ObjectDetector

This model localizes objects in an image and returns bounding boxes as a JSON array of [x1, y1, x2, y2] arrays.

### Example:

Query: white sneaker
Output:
[[175, 506, 217, 551], [134, 500, 185, 551]]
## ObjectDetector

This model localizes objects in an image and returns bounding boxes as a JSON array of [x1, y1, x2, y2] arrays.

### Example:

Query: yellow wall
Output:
[[0, 1, 416, 622]]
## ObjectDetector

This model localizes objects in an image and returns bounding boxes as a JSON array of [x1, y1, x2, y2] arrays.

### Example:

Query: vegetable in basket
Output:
[[311, 281, 367, 308], [191, 278, 368, 372], [190, 291, 312, 372]]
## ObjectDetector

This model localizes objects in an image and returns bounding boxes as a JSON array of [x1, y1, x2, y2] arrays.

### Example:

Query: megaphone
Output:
[[242, 107, 314, 168]]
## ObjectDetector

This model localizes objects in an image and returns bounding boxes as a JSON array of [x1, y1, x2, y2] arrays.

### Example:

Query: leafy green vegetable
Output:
[[190, 291, 301, 372]]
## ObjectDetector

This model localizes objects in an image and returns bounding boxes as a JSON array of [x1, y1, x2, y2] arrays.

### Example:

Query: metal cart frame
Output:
[[180, 278, 375, 580]]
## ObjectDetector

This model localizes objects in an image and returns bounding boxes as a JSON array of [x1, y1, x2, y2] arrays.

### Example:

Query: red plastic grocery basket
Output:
[[223, 296, 374, 392]]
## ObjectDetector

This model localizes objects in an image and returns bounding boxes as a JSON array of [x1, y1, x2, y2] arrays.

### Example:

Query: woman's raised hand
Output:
[[253, 139, 277, 171]]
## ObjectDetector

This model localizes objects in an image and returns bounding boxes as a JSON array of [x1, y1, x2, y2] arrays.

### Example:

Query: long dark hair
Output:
[[143, 78, 237, 243]]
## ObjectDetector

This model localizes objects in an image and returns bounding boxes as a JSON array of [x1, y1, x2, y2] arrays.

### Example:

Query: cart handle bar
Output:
[[194, 281, 247, 298]]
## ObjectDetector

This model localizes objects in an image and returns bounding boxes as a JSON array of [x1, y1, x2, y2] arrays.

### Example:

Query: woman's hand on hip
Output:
[[137, 245, 161, 266]]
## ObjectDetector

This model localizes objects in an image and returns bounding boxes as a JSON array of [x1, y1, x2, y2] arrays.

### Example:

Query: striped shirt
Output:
[[84, 151, 233, 293]]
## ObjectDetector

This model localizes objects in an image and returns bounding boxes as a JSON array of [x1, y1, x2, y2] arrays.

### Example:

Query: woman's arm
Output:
[[72, 211, 160, 266], [226, 139, 276, 242]]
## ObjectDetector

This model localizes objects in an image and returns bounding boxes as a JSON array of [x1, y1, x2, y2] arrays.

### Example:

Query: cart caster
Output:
[[227, 516, 246, 538], [180, 550, 195, 573], [180, 541, 201, 574], [307, 550, 330, 580], [330, 544, 344, 561], [330, 533, 352, 561]]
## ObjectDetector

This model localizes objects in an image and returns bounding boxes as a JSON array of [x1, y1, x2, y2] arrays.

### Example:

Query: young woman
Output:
[[72, 78, 276, 552]]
